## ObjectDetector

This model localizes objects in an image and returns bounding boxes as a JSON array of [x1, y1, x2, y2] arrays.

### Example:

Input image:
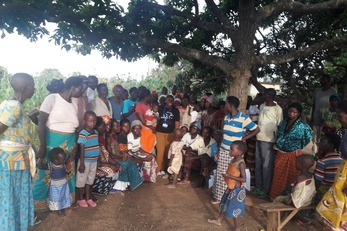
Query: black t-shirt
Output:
[[156, 105, 180, 133]]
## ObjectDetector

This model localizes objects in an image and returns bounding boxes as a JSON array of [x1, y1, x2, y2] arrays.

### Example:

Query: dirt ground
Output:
[[31, 176, 324, 231]]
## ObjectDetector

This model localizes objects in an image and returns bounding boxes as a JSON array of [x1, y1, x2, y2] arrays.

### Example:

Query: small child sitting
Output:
[[39, 147, 71, 216], [275, 154, 316, 208], [76, 111, 100, 208], [208, 141, 247, 231], [166, 129, 184, 188]]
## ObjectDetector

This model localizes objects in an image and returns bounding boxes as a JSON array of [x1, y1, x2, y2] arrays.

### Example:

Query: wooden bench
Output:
[[258, 202, 315, 231]]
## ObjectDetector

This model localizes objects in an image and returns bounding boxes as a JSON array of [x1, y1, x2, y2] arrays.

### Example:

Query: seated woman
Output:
[[112, 119, 143, 191], [93, 117, 122, 195], [127, 120, 158, 183], [314, 133, 342, 204], [182, 125, 216, 187]]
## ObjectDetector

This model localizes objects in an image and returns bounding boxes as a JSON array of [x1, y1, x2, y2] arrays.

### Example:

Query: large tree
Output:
[[1, 0, 347, 110]]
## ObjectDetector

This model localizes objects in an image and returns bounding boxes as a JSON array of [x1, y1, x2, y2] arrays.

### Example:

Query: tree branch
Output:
[[253, 36, 347, 65], [257, 0, 347, 23]]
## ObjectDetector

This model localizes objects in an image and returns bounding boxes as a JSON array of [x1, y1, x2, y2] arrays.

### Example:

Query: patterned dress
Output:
[[219, 159, 246, 218], [0, 100, 34, 231]]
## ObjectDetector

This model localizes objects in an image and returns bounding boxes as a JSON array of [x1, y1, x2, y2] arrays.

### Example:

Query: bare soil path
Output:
[[31, 177, 323, 231]]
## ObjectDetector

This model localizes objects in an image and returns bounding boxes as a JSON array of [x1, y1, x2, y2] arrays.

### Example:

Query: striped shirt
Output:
[[77, 129, 100, 162], [221, 111, 257, 151], [314, 152, 342, 185]]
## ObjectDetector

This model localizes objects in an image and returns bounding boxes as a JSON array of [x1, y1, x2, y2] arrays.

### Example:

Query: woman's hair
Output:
[[338, 100, 347, 114], [138, 88, 150, 101], [95, 116, 105, 128], [288, 102, 303, 114], [49, 147, 66, 162], [65, 76, 83, 90], [323, 133, 341, 151], [47, 79, 65, 93], [226, 96, 240, 108]]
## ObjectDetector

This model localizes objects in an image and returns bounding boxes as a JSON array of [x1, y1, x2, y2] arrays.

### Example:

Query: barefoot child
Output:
[[76, 111, 100, 208], [38, 147, 71, 216], [274, 154, 316, 208], [166, 129, 184, 188], [208, 140, 247, 231]]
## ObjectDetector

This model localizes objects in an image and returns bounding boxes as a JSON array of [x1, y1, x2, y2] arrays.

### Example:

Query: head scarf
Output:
[[288, 102, 303, 115], [206, 95, 219, 108]]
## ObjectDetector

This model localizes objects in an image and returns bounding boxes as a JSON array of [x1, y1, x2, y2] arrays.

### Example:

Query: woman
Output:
[[212, 96, 259, 204], [93, 117, 121, 194], [108, 84, 124, 121], [269, 102, 312, 199], [33, 77, 83, 210], [201, 95, 224, 131], [0, 73, 35, 230], [316, 100, 347, 230]]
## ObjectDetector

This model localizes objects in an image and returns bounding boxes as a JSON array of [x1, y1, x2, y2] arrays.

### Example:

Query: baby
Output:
[[166, 129, 185, 188]]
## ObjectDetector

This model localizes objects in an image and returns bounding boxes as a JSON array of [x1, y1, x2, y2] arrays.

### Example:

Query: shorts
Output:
[[76, 160, 97, 188]]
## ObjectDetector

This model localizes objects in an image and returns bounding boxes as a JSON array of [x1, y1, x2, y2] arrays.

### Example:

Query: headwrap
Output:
[[288, 102, 303, 114], [330, 93, 342, 102], [174, 98, 181, 103], [206, 95, 219, 108], [101, 115, 111, 124], [131, 120, 142, 128], [191, 122, 202, 131]]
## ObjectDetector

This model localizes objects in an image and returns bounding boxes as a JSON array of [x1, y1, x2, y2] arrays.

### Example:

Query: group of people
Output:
[[1, 72, 347, 231]]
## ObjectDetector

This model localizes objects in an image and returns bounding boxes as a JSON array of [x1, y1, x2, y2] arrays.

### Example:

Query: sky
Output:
[[0, 28, 157, 80]]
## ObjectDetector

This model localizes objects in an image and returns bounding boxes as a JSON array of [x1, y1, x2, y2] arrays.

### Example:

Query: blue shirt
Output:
[[123, 99, 137, 123], [221, 111, 257, 151], [108, 97, 123, 121], [77, 129, 100, 162], [276, 119, 312, 152]]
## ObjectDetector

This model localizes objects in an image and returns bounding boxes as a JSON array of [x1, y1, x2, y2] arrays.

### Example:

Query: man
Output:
[[254, 88, 283, 198], [311, 74, 337, 144], [86, 75, 98, 103]]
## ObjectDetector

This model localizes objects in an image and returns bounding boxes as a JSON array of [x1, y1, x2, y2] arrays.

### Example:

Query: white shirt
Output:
[[256, 103, 283, 142], [189, 136, 216, 156], [127, 133, 141, 152], [182, 133, 201, 147], [89, 97, 113, 118], [86, 87, 95, 103], [40, 93, 79, 133]]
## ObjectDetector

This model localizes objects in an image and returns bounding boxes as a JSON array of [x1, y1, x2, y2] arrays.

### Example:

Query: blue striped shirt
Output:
[[221, 111, 257, 151]]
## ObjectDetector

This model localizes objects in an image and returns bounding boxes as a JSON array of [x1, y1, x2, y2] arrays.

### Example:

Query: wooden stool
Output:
[[259, 202, 315, 231]]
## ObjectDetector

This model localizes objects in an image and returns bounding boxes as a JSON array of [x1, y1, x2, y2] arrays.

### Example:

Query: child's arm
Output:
[[222, 162, 246, 183], [78, 143, 85, 173]]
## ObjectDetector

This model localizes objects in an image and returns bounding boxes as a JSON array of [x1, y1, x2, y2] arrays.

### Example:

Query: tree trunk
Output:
[[227, 69, 252, 113]]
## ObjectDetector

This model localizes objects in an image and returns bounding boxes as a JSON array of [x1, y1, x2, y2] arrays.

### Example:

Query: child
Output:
[[190, 104, 202, 125], [208, 141, 247, 230], [275, 154, 316, 208], [76, 111, 100, 208], [180, 124, 189, 136], [314, 133, 342, 204], [166, 129, 184, 188], [145, 102, 159, 128], [39, 147, 71, 216]]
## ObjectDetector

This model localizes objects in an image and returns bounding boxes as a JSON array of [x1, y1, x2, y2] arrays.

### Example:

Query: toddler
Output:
[[39, 147, 71, 216], [145, 102, 159, 128], [76, 111, 100, 208], [166, 129, 184, 188], [208, 141, 247, 231]]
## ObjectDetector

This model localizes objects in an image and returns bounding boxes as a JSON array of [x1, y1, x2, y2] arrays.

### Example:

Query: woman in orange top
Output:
[[208, 140, 247, 231]]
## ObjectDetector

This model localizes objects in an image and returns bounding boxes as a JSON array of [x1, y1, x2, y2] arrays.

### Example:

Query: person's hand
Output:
[[78, 164, 85, 173], [222, 173, 227, 178], [241, 137, 247, 142], [37, 146, 46, 159]]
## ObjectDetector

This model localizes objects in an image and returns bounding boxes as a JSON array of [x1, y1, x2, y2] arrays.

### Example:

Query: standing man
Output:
[[254, 88, 283, 198], [86, 75, 99, 103], [311, 74, 337, 144], [156, 95, 180, 175]]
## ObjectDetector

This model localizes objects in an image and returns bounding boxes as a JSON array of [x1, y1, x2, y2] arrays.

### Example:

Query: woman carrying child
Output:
[[93, 118, 123, 195], [128, 120, 158, 183], [208, 141, 247, 231]]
